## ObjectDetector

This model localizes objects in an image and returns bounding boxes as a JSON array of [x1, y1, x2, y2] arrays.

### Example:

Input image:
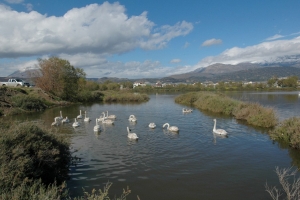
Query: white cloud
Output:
[[183, 42, 190, 48], [201, 38, 222, 47], [193, 36, 300, 70], [25, 3, 33, 11], [266, 34, 284, 41], [170, 59, 181, 63], [0, 3, 193, 58]]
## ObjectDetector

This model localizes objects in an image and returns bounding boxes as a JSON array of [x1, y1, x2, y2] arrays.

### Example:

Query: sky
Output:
[[0, 0, 300, 79]]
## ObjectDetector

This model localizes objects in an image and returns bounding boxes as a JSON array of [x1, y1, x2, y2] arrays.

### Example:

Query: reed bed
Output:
[[102, 91, 149, 102], [175, 92, 278, 128]]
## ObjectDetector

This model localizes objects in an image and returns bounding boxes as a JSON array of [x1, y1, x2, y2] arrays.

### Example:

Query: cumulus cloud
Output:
[[193, 36, 300, 70], [0, 3, 193, 58], [201, 38, 222, 47], [170, 59, 181, 63]]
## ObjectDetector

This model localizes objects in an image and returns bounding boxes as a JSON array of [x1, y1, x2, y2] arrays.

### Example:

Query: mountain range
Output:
[[5, 61, 300, 83]]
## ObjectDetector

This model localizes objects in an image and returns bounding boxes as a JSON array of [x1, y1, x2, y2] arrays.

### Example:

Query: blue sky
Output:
[[1, 0, 300, 78]]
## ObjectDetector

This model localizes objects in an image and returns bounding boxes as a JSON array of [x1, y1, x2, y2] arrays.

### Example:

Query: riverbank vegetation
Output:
[[175, 92, 278, 128], [102, 90, 149, 102], [269, 117, 300, 150]]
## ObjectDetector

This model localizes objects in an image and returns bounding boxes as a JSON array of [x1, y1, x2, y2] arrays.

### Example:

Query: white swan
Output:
[[106, 111, 116, 119], [77, 110, 83, 119], [127, 127, 138, 140], [128, 115, 137, 122], [163, 123, 179, 132], [61, 116, 70, 123], [97, 112, 106, 122], [149, 122, 156, 129], [102, 117, 114, 124], [55, 111, 63, 121], [72, 118, 80, 127], [182, 108, 193, 113], [51, 117, 60, 126], [84, 111, 91, 122], [213, 119, 227, 135], [94, 118, 101, 132]]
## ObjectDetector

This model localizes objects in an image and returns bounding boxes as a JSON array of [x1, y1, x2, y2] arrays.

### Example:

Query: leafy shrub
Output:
[[76, 91, 104, 102], [269, 117, 300, 149], [11, 95, 47, 111], [233, 102, 278, 128], [0, 179, 68, 200], [0, 122, 71, 190]]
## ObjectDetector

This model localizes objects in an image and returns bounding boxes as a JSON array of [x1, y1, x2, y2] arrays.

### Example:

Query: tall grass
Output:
[[102, 91, 149, 102], [175, 92, 278, 128]]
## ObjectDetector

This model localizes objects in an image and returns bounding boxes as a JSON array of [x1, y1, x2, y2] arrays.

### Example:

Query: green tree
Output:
[[267, 77, 278, 87], [35, 57, 86, 101]]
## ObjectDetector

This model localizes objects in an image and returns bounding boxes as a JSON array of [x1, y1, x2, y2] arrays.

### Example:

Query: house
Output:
[[133, 81, 146, 88]]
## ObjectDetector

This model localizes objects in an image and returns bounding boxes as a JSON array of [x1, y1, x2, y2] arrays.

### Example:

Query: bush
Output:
[[0, 179, 68, 200], [269, 117, 300, 149], [0, 122, 71, 190], [11, 95, 47, 111], [233, 102, 278, 128]]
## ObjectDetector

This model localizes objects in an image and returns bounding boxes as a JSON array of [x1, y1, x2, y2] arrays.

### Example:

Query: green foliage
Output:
[[269, 117, 300, 149], [11, 94, 47, 111], [102, 91, 149, 102], [233, 102, 277, 128], [35, 57, 86, 101], [73, 182, 131, 200], [174, 92, 200, 105], [0, 122, 71, 190], [76, 90, 104, 102], [0, 179, 68, 200]]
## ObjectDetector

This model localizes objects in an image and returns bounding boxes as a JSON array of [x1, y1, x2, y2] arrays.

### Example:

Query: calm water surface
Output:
[[13, 92, 300, 199]]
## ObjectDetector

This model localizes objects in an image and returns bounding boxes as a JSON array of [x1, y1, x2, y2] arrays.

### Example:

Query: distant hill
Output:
[[166, 62, 300, 82], [171, 66, 300, 83]]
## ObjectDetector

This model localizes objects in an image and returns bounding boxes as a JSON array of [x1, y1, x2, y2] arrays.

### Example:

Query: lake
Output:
[[12, 91, 300, 199]]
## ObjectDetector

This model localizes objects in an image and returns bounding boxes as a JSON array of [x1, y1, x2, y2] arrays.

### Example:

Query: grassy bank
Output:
[[175, 92, 278, 128], [0, 87, 149, 117]]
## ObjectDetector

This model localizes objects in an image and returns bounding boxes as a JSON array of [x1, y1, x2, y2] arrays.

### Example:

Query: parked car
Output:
[[1, 78, 30, 87]]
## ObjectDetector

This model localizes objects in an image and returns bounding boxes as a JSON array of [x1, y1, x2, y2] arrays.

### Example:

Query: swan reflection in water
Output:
[[163, 129, 180, 139], [213, 132, 228, 145]]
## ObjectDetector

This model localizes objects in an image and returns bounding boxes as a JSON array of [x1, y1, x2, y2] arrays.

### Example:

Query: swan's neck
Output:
[[127, 127, 130, 134], [213, 120, 216, 131]]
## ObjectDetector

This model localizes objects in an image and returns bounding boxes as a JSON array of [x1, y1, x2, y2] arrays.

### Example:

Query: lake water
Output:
[[11, 91, 300, 199]]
